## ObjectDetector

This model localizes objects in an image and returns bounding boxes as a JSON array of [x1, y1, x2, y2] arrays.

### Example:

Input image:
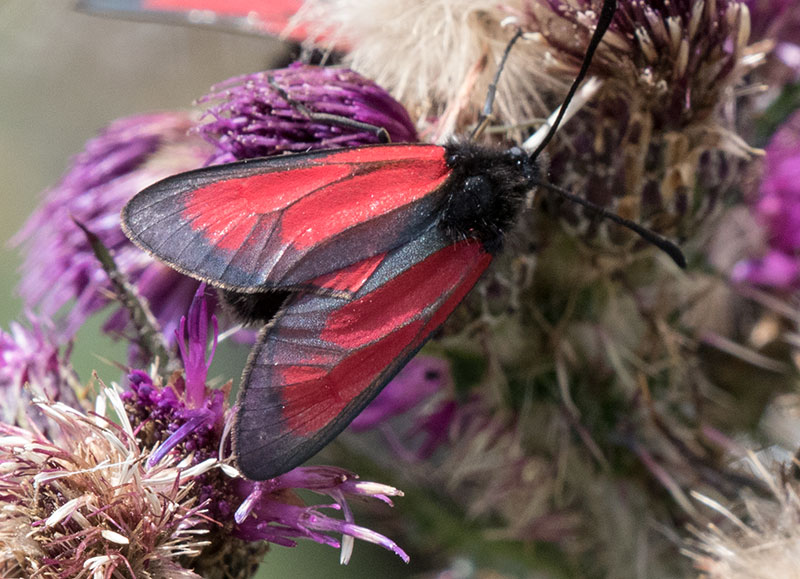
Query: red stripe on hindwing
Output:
[[311, 253, 386, 293], [81, 0, 325, 45], [279, 322, 423, 433], [234, 233, 492, 479], [280, 241, 490, 434], [319, 241, 484, 349]]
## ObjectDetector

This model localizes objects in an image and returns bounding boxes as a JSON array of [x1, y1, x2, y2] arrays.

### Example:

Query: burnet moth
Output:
[[122, 0, 684, 480], [76, 0, 308, 42]]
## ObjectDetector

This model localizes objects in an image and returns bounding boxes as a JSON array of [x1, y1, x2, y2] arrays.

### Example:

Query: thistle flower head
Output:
[[297, 0, 564, 139], [0, 389, 214, 578], [0, 319, 80, 438], [122, 286, 226, 481], [530, 0, 757, 129], [733, 109, 800, 288], [434, 397, 565, 538], [528, 0, 764, 239], [196, 64, 418, 164], [365, 390, 578, 544], [13, 112, 212, 343], [685, 453, 800, 578]]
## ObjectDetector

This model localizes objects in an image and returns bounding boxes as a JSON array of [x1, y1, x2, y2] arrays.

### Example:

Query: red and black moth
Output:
[[122, 0, 682, 480], [77, 0, 310, 42], [123, 143, 535, 478]]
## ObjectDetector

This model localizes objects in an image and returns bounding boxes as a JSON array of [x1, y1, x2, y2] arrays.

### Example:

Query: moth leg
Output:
[[267, 76, 391, 143]]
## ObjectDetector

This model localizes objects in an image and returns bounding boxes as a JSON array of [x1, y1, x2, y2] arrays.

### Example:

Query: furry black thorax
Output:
[[439, 142, 536, 253]]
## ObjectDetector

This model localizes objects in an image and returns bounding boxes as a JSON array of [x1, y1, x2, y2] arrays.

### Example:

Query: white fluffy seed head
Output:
[[298, 0, 567, 140]]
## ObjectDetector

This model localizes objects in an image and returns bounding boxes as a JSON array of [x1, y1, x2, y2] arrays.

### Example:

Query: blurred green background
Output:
[[0, 2, 411, 576]]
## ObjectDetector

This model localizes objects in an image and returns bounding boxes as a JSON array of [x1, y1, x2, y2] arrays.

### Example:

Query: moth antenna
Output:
[[267, 75, 391, 143], [529, 0, 616, 159], [533, 180, 687, 269], [470, 27, 525, 141]]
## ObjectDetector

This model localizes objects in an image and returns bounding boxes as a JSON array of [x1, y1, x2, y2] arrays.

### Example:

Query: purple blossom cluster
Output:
[[197, 64, 418, 164], [126, 286, 409, 559], [12, 112, 209, 343], [0, 319, 79, 437]]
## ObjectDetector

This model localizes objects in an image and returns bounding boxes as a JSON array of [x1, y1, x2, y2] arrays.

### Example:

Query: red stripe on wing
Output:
[[124, 144, 452, 293], [146, 0, 300, 16], [283, 242, 490, 434], [181, 165, 352, 251], [234, 232, 492, 479], [144, 0, 309, 40], [280, 162, 450, 250], [319, 240, 482, 349], [310, 252, 386, 294], [280, 322, 424, 434]]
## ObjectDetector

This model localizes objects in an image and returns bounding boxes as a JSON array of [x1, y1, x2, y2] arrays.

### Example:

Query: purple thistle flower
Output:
[[0, 318, 80, 438], [123, 285, 223, 470], [233, 470, 408, 563], [121, 285, 408, 564], [521, 0, 761, 239], [528, 0, 755, 128], [195, 64, 418, 164], [733, 109, 800, 288], [13, 112, 212, 343]]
